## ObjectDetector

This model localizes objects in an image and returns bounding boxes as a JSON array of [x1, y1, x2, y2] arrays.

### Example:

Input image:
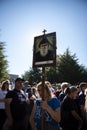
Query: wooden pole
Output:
[[41, 30, 47, 130], [41, 66, 45, 130]]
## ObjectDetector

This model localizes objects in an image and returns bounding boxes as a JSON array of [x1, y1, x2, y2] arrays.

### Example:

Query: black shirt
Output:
[[61, 96, 79, 127], [6, 89, 28, 120]]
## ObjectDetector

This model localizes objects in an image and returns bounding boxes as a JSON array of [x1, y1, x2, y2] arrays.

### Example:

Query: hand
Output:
[[41, 100, 48, 110]]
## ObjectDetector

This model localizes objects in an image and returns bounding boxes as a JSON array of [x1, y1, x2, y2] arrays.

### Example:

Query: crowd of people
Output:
[[0, 78, 87, 130]]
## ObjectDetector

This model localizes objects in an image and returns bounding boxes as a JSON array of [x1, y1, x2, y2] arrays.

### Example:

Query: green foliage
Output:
[[0, 42, 9, 81], [48, 48, 87, 84], [45, 67, 57, 83], [57, 49, 76, 83], [44, 49, 86, 84], [22, 67, 41, 85], [23, 48, 87, 85]]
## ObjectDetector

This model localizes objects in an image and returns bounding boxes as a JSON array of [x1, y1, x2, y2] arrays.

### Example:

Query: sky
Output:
[[0, 0, 87, 77]]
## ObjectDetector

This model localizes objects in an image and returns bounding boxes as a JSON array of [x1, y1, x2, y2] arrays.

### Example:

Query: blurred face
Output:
[[37, 86, 42, 97], [84, 85, 87, 90], [40, 44, 48, 57], [5, 82, 9, 90], [71, 91, 78, 99], [37, 86, 51, 101], [15, 80, 23, 90], [43, 89, 49, 101]]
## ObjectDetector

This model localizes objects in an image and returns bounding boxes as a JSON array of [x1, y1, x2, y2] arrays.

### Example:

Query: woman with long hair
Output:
[[30, 81, 61, 130]]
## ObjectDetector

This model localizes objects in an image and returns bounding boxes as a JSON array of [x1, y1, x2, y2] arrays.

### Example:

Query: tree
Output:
[[45, 67, 57, 84], [46, 48, 87, 84], [56, 48, 87, 84], [23, 48, 87, 85], [0, 41, 9, 81], [22, 67, 41, 85]]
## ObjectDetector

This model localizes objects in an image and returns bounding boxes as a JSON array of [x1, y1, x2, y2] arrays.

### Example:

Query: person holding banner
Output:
[[29, 81, 61, 130]]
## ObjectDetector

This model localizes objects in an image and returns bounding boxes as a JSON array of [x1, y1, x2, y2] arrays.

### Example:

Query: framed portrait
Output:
[[33, 32, 57, 68]]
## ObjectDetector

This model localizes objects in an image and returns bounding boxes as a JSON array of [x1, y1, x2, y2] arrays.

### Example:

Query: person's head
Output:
[[39, 38, 49, 57], [15, 78, 24, 90], [24, 80, 29, 87], [27, 87, 32, 93], [1, 80, 10, 91], [61, 82, 69, 91], [37, 81, 53, 101], [64, 86, 78, 99], [31, 86, 37, 94], [45, 81, 52, 88], [79, 82, 87, 91], [76, 85, 81, 94]]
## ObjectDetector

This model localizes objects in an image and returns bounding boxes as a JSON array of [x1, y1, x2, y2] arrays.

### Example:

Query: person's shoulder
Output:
[[52, 96, 60, 101], [51, 96, 60, 105], [49, 97, 60, 108], [79, 91, 83, 95], [6, 89, 16, 98]]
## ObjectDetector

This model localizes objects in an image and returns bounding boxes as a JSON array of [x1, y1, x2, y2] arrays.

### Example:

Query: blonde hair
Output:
[[37, 81, 52, 98]]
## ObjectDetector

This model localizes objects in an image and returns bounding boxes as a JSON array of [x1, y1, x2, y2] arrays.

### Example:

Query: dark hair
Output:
[[64, 86, 77, 95], [27, 87, 31, 92], [39, 37, 49, 48], [15, 78, 24, 82]]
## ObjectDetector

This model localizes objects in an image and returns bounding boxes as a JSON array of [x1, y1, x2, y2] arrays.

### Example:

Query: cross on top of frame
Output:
[[42, 29, 47, 35]]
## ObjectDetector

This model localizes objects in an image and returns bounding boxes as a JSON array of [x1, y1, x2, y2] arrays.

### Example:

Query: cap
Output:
[[24, 80, 29, 84], [2, 80, 10, 85], [39, 37, 49, 48], [15, 78, 24, 82], [79, 82, 87, 88], [61, 82, 69, 89]]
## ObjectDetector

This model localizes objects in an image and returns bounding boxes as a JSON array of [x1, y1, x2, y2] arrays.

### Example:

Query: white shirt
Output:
[[0, 89, 7, 109]]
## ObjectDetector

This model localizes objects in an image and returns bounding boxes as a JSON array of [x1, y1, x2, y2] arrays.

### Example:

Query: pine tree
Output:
[[0, 41, 9, 82]]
